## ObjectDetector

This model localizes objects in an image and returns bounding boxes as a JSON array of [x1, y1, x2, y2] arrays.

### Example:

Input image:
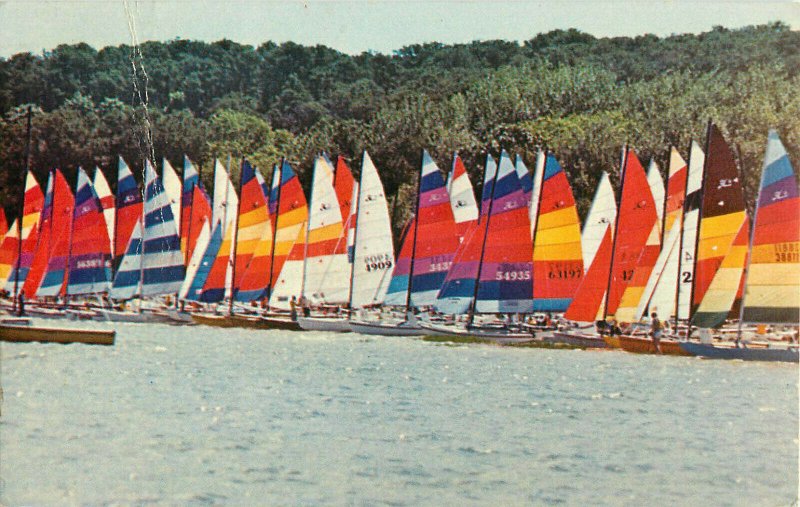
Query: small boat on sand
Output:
[[349, 319, 426, 336], [0, 321, 115, 346], [297, 316, 351, 332], [418, 321, 536, 345]]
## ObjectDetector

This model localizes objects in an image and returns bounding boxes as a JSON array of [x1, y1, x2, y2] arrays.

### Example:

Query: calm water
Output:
[[1, 320, 797, 506]]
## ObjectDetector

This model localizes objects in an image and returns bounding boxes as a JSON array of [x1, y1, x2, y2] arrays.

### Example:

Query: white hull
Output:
[[297, 316, 352, 332], [99, 309, 173, 324], [418, 321, 536, 344], [349, 320, 426, 336]]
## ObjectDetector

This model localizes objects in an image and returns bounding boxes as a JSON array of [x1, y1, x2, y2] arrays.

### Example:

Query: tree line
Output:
[[1, 22, 798, 238]]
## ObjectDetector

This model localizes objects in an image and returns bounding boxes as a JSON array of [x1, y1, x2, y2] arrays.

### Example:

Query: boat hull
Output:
[[418, 322, 537, 344], [99, 309, 173, 324], [349, 321, 427, 336], [606, 334, 691, 356], [192, 313, 301, 331], [680, 342, 799, 363], [0, 323, 115, 346], [548, 331, 607, 349], [297, 317, 351, 332]]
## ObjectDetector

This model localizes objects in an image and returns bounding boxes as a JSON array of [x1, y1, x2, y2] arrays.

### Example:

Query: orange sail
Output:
[[691, 124, 747, 319], [4, 171, 45, 293], [531, 153, 584, 312], [605, 148, 658, 317], [564, 227, 613, 322], [232, 161, 269, 295]]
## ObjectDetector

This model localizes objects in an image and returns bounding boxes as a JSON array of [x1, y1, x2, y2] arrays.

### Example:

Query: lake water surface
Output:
[[1, 320, 797, 505]]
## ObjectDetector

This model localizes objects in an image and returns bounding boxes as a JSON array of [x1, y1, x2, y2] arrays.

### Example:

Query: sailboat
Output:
[[106, 159, 185, 322], [682, 130, 799, 362], [4, 171, 45, 299], [446, 153, 478, 242], [114, 157, 143, 268]]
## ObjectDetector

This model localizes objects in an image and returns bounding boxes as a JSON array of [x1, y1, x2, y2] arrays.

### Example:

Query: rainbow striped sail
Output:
[[197, 159, 239, 302], [235, 167, 273, 302], [613, 158, 663, 323], [22, 170, 55, 297], [115, 157, 143, 264], [232, 160, 270, 298], [110, 160, 185, 299], [446, 153, 478, 243], [37, 170, 75, 298], [4, 171, 44, 294], [435, 154, 498, 314], [531, 153, 584, 312], [182, 220, 223, 302], [66, 167, 112, 295], [741, 131, 799, 324], [474, 151, 534, 314], [181, 156, 213, 263], [269, 160, 309, 309], [0, 220, 19, 287], [93, 167, 115, 257], [691, 125, 747, 322], [349, 151, 395, 308], [385, 150, 460, 307], [605, 148, 658, 317], [302, 154, 350, 304]]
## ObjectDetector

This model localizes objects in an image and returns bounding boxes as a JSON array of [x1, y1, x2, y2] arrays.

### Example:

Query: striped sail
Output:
[[93, 167, 115, 257], [385, 150, 460, 307], [515, 154, 533, 204], [22, 170, 56, 297], [446, 153, 478, 242], [677, 141, 705, 319], [529, 150, 546, 239], [162, 158, 182, 236], [564, 172, 617, 322], [692, 215, 749, 328], [179, 218, 212, 300], [181, 156, 213, 263], [613, 158, 663, 323], [606, 148, 658, 317], [638, 148, 689, 319], [435, 154, 498, 314], [531, 153, 584, 312], [66, 167, 112, 295], [269, 161, 309, 309], [110, 160, 185, 299], [198, 160, 239, 302], [36, 171, 75, 298], [741, 131, 800, 323], [349, 151, 395, 308], [232, 161, 270, 297], [115, 157, 143, 264], [182, 220, 223, 302], [4, 171, 45, 293], [302, 154, 350, 305], [580, 172, 616, 271], [691, 125, 747, 322], [0, 220, 19, 287], [235, 167, 273, 302], [475, 151, 534, 314]]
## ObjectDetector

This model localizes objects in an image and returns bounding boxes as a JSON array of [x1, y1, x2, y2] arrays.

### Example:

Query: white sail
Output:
[[647, 159, 665, 228], [92, 167, 115, 257], [302, 154, 351, 305], [179, 218, 211, 300], [162, 158, 183, 236], [677, 141, 705, 320], [529, 149, 545, 239], [445, 154, 478, 238], [349, 151, 396, 308], [580, 171, 617, 272], [635, 220, 681, 320], [210, 158, 238, 298]]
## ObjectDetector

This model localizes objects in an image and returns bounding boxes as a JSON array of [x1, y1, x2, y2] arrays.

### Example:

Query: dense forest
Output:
[[1, 22, 798, 237]]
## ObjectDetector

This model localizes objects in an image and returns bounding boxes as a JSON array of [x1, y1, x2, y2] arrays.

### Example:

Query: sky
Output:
[[1, 0, 799, 57]]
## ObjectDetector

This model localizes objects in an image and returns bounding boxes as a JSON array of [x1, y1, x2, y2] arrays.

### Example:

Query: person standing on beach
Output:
[[650, 312, 662, 354]]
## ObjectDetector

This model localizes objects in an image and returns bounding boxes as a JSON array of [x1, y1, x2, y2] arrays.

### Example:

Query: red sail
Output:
[[564, 227, 613, 322]]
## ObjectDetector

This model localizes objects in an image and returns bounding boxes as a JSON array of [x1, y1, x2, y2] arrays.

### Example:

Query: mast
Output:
[[467, 153, 501, 327], [137, 160, 146, 312], [405, 150, 425, 313], [228, 157, 245, 315], [688, 120, 713, 330], [736, 152, 758, 345], [267, 159, 284, 300], [13, 106, 33, 313], [346, 152, 365, 312], [63, 170, 77, 309], [674, 142, 692, 334], [602, 145, 628, 320]]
